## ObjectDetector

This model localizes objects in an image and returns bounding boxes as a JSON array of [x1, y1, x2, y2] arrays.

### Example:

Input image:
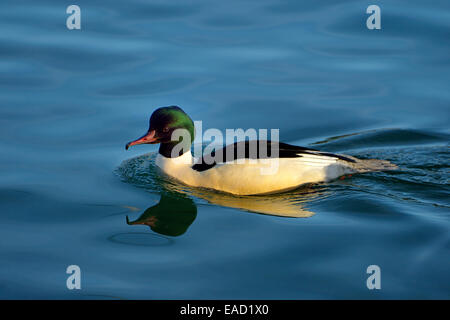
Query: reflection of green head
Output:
[[127, 193, 197, 237]]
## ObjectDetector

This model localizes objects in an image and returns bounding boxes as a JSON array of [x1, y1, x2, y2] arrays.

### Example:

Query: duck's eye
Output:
[[162, 127, 169, 133]]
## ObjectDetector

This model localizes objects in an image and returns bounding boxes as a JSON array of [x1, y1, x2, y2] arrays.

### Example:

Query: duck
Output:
[[125, 106, 397, 195]]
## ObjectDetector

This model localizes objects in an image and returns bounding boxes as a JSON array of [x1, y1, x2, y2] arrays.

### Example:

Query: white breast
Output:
[[155, 152, 354, 195]]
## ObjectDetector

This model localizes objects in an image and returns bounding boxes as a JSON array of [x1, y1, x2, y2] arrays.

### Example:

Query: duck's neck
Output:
[[156, 148, 193, 169], [158, 142, 192, 158]]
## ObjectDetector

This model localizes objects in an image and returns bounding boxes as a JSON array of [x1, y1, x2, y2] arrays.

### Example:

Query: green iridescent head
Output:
[[126, 106, 195, 157]]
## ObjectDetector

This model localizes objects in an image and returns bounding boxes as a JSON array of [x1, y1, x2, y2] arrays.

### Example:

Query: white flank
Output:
[[155, 151, 360, 195]]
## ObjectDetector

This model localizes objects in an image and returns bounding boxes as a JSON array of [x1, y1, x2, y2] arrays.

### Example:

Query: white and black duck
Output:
[[126, 106, 397, 195]]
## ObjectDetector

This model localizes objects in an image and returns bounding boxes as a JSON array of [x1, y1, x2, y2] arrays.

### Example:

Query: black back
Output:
[[192, 140, 355, 172]]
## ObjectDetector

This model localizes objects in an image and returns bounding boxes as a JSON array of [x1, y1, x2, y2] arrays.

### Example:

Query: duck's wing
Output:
[[192, 140, 355, 172]]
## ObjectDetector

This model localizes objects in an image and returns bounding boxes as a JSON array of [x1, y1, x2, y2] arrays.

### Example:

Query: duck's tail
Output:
[[339, 155, 399, 173]]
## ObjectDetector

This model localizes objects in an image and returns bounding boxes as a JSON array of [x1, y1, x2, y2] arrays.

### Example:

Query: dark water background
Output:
[[0, 0, 449, 298]]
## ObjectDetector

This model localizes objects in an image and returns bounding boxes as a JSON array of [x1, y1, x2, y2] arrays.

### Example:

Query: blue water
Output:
[[0, 0, 449, 299]]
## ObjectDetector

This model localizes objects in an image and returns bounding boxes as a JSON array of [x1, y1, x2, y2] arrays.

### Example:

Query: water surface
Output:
[[0, 0, 449, 299]]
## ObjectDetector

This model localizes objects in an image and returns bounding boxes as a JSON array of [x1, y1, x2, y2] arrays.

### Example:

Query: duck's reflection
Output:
[[126, 193, 196, 237], [126, 184, 324, 237], [190, 189, 317, 218]]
